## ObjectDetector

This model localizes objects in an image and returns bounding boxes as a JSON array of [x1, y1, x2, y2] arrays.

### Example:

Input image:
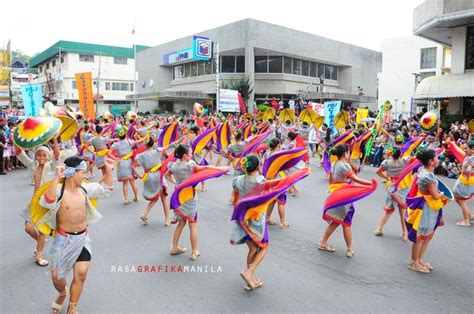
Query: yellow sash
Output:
[[142, 164, 162, 182], [459, 173, 474, 185], [96, 149, 109, 157], [121, 152, 133, 160], [329, 182, 349, 193]]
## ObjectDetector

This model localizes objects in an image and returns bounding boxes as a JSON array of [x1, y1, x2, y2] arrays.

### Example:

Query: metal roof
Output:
[[415, 73, 474, 99], [30, 41, 150, 68]]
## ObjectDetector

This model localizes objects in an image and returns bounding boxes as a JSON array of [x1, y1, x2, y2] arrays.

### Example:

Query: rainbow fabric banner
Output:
[[323, 179, 378, 211], [262, 147, 308, 179], [216, 121, 230, 152], [447, 140, 466, 163], [191, 126, 217, 155], [350, 130, 372, 160], [170, 168, 229, 210], [231, 168, 310, 247], [158, 122, 179, 147], [401, 135, 425, 158], [234, 130, 271, 170]]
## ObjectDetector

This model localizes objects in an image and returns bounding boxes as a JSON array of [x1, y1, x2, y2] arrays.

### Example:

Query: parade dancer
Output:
[[168, 144, 228, 260], [79, 125, 94, 178], [374, 147, 411, 240], [110, 129, 141, 205], [226, 130, 248, 203], [41, 156, 113, 313], [88, 125, 113, 179], [135, 138, 171, 226], [452, 141, 474, 226], [16, 131, 77, 267], [319, 143, 376, 257], [406, 150, 451, 273]]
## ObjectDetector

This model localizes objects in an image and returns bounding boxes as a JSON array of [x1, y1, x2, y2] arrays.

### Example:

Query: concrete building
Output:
[[29, 41, 149, 114], [378, 36, 451, 118], [133, 19, 382, 113], [413, 0, 474, 118]]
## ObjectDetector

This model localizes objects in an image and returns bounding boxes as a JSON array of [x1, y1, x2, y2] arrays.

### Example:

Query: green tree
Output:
[[221, 75, 253, 104], [11, 49, 31, 63]]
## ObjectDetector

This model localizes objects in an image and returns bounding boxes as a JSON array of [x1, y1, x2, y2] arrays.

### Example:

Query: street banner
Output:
[[219, 89, 240, 112], [356, 108, 369, 123], [324, 100, 341, 132], [75, 72, 95, 119], [21, 84, 43, 117], [309, 102, 324, 116]]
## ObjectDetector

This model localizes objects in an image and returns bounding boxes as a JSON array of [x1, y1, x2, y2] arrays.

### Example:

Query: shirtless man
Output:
[[40, 156, 113, 314]]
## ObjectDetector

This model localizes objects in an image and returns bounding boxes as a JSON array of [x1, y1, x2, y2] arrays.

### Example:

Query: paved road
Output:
[[1, 158, 473, 313]]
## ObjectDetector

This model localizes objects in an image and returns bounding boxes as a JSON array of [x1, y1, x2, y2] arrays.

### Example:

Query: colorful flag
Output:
[[75, 72, 95, 119]]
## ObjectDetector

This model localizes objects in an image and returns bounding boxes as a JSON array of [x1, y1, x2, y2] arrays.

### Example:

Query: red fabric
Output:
[[238, 93, 246, 114]]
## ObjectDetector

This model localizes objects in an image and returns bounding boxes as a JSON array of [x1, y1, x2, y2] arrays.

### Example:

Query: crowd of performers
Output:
[[2, 105, 473, 313]]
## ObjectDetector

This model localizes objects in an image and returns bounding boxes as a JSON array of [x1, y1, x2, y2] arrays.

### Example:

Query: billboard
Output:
[[193, 36, 211, 60], [219, 89, 240, 112]]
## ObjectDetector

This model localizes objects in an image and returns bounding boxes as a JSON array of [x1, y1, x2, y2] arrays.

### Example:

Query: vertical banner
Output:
[[21, 84, 43, 117], [309, 102, 324, 116], [356, 108, 369, 123], [324, 100, 341, 132], [75, 72, 95, 119]]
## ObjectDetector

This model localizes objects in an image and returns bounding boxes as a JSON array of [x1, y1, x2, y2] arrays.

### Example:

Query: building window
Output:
[[190, 62, 197, 77], [46, 63, 50, 70], [236, 56, 245, 73], [292, 59, 302, 75], [114, 57, 127, 65], [72, 81, 77, 89], [255, 56, 268, 73], [283, 57, 292, 74], [105, 82, 110, 90], [221, 56, 236, 73], [112, 82, 129, 91], [317, 63, 324, 77], [130, 83, 134, 91], [466, 26, 474, 70], [268, 56, 282, 73], [173, 65, 184, 80], [61, 56, 65, 63], [310, 62, 317, 77], [198, 61, 205, 76], [420, 47, 437, 69], [79, 54, 95, 62], [204, 59, 213, 75], [38, 66, 42, 72], [302, 60, 310, 76], [185, 64, 191, 78], [52, 59, 56, 67]]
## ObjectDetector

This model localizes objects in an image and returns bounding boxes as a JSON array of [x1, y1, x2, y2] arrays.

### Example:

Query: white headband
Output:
[[63, 161, 87, 178]]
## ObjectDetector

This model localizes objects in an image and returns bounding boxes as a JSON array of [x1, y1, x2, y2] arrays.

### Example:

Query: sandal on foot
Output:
[[266, 219, 277, 226], [133, 197, 139, 202], [374, 229, 383, 236], [244, 279, 263, 291], [35, 252, 49, 267], [190, 250, 200, 260], [170, 246, 187, 255], [408, 263, 429, 274], [400, 233, 408, 241], [318, 241, 336, 252], [279, 220, 289, 229], [67, 301, 78, 314], [422, 262, 434, 270], [346, 248, 354, 258], [456, 220, 471, 227], [124, 199, 132, 205], [240, 269, 257, 289], [164, 219, 171, 226], [52, 287, 69, 313], [140, 214, 148, 225]]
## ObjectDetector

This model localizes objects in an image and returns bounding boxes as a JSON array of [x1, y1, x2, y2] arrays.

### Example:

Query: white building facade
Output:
[[29, 41, 148, 115], [378, 36, 451, 118], [412, 0, 474, 119]]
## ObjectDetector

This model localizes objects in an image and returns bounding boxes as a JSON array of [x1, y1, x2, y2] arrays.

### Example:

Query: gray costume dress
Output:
[[89, 136, 109, 168], [230, 174, 267, 245], [380, 156, 411, 211], [227, 141, 247, 176], [168, 160, 198, 222], [452, 156, 474, 199], [111, 140, 134, 181], [135, 148, 166, 201]]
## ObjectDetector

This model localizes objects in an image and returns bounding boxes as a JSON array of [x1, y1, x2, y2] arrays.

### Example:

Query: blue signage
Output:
[[324, 100, 341, 133], [163, 48, 194, 65], [193, 36, 211, 60]]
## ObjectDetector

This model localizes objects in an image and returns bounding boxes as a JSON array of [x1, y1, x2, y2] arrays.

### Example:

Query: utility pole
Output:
[[215, 42, 220, 113], [96, 51, 102, 115], [134, 43, 138, 112]]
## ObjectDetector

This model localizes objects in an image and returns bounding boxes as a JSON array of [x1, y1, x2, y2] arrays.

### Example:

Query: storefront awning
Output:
[[415, 73, 474, 99]]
